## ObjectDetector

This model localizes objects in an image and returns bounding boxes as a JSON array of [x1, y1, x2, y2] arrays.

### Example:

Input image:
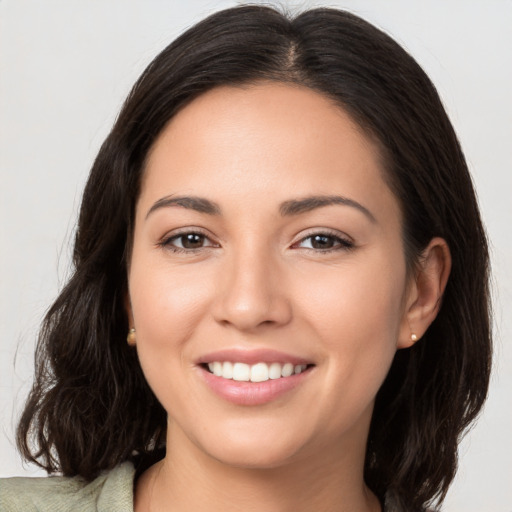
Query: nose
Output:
[[212, 245, 292, 332]]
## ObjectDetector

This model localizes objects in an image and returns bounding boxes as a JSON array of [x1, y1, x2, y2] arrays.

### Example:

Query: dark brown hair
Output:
[[17, 6, 491, 511]]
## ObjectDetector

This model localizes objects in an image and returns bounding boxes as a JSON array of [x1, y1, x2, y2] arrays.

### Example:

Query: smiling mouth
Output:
[[203, 361, 313, 382]]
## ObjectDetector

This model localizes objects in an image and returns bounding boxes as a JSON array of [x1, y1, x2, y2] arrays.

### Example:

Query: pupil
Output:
[[312, 235, 333, 249], [183, 233, 203, 248]]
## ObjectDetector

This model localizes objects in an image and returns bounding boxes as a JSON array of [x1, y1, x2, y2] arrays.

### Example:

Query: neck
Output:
[[135, 421, 381, 512]]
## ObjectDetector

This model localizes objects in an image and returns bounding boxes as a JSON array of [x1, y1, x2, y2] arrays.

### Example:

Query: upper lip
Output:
[[197, 348, 313, 366]]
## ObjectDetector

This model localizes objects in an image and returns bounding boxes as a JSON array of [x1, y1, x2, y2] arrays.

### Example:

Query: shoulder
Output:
[[0, 461, 135, 512]]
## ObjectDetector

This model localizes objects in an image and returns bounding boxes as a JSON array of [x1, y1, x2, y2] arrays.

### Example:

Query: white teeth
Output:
[[250, 362, 269, 382], [268, 362, 282, 380], [206, 361, 309, 381], [222, 361, 233, 379], [213, 361, 223, 377], [281, 363, 294, 377], [232, 362, 250, 381]]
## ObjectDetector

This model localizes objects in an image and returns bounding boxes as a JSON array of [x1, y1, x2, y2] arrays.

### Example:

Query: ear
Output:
[[398, 237, 451, 349]]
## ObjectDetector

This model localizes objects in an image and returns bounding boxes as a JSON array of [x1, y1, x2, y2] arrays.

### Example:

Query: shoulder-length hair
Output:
[[17, 6, 491, 511]]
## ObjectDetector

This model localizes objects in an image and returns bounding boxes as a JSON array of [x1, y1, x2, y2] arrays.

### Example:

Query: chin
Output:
[[197, 426, 310, 470], [209, 444, 300, 470]]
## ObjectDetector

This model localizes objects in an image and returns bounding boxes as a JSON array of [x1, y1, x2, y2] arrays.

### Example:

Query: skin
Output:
[[128, 83, 450, 512]]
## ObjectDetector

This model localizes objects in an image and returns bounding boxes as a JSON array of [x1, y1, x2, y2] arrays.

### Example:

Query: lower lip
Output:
[[199, 366, 311, 406]]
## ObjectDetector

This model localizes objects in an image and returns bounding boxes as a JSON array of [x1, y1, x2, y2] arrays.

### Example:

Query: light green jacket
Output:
[[0, 461, 135, 512], [0, 461, 426, 512]]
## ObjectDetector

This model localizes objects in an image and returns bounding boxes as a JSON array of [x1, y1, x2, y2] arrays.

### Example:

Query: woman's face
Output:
[[128, 83, 414, 469]]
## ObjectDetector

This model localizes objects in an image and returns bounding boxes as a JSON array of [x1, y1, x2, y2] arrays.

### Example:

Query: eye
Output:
[[295, 232, 353, 252], [159, 231, 218, 252]]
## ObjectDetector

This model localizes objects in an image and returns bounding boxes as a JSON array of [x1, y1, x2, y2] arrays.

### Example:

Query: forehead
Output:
[[139, 82, 399, 225], [146, 82, 376, 168]]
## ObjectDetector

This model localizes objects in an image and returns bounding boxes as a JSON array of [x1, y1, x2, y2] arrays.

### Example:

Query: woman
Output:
[[0, 5, 491, 512]]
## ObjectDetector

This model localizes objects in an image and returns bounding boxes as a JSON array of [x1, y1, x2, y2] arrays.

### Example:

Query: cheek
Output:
[[127, 256, 215, 395], [298, 257, 406, 342], [295, 253, 406, 393], [129, 258, 212, 339], [128, 260, 216, 414], [291, 266, 404, 437]]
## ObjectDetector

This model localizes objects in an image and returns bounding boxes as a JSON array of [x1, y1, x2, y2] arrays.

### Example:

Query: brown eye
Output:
[[310, 235, 336, 249], [161, 231, 216, 252], [180, 233, 206, 249], [296, 232, 354, 252]]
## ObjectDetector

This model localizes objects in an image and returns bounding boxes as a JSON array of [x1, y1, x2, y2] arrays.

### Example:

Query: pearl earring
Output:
[[127, 328, 136, 346]]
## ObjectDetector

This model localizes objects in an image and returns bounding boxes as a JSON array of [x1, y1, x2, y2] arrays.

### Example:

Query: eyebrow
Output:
[[279, 195, 376, 222], [146, 195, 221, 219], [146, 194, 376, 223]]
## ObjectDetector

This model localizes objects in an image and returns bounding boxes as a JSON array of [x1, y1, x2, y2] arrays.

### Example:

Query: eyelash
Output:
[[293, 231, 354, 253], [158, 229, 217, 254], [158, 230, 354, 254]]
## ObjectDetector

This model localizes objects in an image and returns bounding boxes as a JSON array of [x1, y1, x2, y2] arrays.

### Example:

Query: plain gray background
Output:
[[1, 1, 511, 510]]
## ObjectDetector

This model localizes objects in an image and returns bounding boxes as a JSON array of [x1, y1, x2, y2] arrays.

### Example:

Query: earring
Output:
[[127, 328, 136, 346], [411, 333, 418, 342]]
